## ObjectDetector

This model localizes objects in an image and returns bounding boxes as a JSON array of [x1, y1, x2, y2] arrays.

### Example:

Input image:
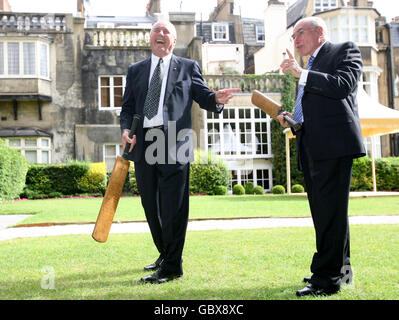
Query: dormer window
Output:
[[212, 23, 229, 41]]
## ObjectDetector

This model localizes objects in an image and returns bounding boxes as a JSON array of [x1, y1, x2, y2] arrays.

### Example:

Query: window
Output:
[[6, 137, 51, 163], [212, 23, 229, 41], [206, 106, 271, 158], [99, 76, 126, 110], [0, 40, 50, 78], [327, 14, 370, 44], [256, 25, 265, 43], [314, 0, 338, 13], [104, 144, 123, 171]]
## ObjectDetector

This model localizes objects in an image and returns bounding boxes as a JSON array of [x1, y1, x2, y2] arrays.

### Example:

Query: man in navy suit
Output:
[[120, 20, 239, 283], [279, 17, 365, 296]]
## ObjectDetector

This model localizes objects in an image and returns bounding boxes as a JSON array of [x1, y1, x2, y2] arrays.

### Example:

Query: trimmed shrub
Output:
[[78, 162, 107, 195], [232, 184, 245, 195], [253, 185, 264, 195], [291, 184, 305, 193], [24, 161, 90, 196], [245, 182, 254, 194], [190, 150, 230, 195], [272, 185, 286, 194], [214, 185, 228, 195], [0, 139, 29, 201]]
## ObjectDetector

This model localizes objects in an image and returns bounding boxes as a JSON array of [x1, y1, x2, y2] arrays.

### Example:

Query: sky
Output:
[[7, 0, 399, 22]]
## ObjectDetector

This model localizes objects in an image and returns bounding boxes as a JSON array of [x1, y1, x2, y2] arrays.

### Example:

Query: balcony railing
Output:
[[1, 13, 67, 33], [204, 74, 283, 93], [84, 28, 151, 48]]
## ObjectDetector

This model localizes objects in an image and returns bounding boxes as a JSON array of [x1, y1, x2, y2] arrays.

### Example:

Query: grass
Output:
[[1, 194, 399, 226], [0, 224, 398, 300]]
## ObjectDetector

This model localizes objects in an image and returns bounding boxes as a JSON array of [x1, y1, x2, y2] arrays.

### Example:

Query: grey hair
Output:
[[296, 17, 329, 40], [151, 20, 177, 40]]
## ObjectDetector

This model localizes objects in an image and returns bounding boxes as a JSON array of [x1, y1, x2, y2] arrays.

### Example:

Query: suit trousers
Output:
[[298, 129, 353, 288], [134, 129, 190, 274]]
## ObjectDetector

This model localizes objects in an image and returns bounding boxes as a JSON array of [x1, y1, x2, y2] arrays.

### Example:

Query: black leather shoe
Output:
[[140, 269, 183, 284], [143, 257, 163, 271], [296, 284, 340, 297]]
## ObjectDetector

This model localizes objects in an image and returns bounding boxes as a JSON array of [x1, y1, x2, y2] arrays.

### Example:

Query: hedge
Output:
[[0, 139, 29, 201], [351, 156, 399, 191], [23, 161, 107, 198], [189, 150, 230, 195]]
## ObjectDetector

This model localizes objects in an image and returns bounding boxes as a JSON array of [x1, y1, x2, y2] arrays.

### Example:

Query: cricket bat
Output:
[[92, 114, 141, 243], [251, 90, 301, 131]]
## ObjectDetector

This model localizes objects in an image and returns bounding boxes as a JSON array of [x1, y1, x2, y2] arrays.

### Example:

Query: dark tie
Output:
[[143, 58, 163, 120], [293, 56, 315, 124]]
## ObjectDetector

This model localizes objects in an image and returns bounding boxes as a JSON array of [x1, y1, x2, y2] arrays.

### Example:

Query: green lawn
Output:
[[1, 195, 399, 226], [0, 224, 398, 300]]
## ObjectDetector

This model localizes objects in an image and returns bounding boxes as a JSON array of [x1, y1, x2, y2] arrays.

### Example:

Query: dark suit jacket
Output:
[[120, 54, 223, 163], [299, 41, 366, 161]]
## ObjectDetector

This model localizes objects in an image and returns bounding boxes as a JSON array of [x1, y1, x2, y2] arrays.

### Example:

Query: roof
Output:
[[287, 0, 308, 28]]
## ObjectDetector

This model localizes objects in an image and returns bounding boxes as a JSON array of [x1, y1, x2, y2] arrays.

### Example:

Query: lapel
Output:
[[310, 41, 332, 71], [138, 57, 151, 105], [163, 55, 180, 106]]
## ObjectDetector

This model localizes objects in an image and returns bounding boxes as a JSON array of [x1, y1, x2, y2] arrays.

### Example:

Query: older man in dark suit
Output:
[[120, 20, 239, 283], [279, 17, 365, 296]]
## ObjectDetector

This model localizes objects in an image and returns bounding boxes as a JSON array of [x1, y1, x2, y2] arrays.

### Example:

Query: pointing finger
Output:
[[286, 48, 294, 60]]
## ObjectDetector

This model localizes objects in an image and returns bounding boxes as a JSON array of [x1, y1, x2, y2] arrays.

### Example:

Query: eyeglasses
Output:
[[291, 27, 314, 41]]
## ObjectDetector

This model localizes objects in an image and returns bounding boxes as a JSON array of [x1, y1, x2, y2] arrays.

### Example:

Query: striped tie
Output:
[[293, 56, 315, 124], [143, 58, 163, 120]]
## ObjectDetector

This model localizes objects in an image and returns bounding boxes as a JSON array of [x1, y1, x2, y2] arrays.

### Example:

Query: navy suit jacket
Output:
[[298, 41, 366, 161], [120, 54, 223, 163]]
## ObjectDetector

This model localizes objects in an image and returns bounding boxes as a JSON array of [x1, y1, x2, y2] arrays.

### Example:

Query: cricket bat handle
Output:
[[280, 111, 302, 131], [122, 114, 141, 159]]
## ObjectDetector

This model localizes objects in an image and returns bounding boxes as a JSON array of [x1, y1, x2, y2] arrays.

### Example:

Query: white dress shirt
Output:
[[143, 53, 172, 128], [298, 41, 326, 86]]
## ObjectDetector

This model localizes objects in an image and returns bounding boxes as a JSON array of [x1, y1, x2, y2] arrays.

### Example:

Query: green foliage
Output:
[[245, 182, 254, 194], [190, 150, 230, 195], [128, 165, 140, 195], [272, 185, 286, 194], [0, 139, 29, 201], [23, 161, 90, 197], [232, 184, 245, 195], [291, 184, 305, 193], [253, 185, 264, 195], [214, 185, 228, 195], [351, 156, 399, 191], [78, 162, 107, 195], [271, 73, 304, 189]]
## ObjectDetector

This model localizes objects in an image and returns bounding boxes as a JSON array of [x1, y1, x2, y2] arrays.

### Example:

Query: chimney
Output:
[[0, 0, 12, 12], [146, 0, 161, 17]]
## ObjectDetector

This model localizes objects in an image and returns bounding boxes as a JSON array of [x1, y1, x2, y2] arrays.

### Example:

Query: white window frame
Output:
[[327, 14, 372, 46], [212, 23, 229, 42], [0, 39, 50, 79], [5, 137, 52, 163], [98, 75, 126, 110], [103, 143, 123, 172], [205, 106, 272, 159]]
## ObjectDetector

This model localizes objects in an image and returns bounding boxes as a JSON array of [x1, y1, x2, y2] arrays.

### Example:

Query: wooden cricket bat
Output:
[[251, 90, 301, 131], [92, 114, 141, 243]]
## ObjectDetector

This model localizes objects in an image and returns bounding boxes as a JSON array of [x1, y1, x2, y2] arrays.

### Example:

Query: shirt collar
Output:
[[311, 41, 326, 59], [151, 53, 173, 66]]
